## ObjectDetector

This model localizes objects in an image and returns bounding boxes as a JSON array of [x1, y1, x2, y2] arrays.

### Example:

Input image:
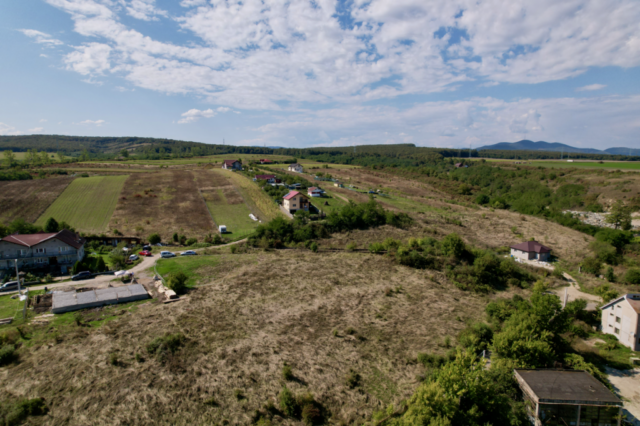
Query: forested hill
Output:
[[0, 135, 638, 163]]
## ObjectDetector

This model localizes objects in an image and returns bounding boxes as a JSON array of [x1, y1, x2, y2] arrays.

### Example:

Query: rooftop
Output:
[[510, 241, 551, 253], [283, 191, 301, 200], [515, 369, 622, 406], [1, 229, 85, 249]]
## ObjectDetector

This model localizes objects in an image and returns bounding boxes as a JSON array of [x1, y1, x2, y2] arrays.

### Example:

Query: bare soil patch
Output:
[[0, 176, 73, 224], [109, 170, 214, 240]]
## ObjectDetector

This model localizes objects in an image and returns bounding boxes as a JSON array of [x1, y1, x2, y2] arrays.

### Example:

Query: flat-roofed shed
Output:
[[514, 369, 622, 426]]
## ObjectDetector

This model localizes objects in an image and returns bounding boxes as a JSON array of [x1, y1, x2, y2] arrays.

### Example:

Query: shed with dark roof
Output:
[[510, 241, 552, 261]]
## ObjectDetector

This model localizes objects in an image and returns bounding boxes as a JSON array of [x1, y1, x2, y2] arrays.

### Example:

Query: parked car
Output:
[[129, 254, 139, 261], [71, 271, 93, 281], [0, 281, 19, 292], [139, 250, 152, 257], [180, 250, 197, 256], [142, 245, 151, 251], [160, 251, 176, 258]]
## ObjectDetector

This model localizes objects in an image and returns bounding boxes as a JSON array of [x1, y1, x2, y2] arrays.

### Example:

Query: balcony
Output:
[[1, 250, 78, 259]]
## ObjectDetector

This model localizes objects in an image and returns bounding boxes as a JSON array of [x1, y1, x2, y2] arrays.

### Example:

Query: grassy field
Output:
[[155, 255, 222, 287], [0, 177, 73, 224], [35, 176, 127, 233], [312, 189, 349, 214], [0, 293, 21, 320], [204, 189, 258, 238]]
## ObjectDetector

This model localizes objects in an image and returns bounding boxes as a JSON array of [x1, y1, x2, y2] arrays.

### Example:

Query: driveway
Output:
[[553, 273, 601, 310], [606, 367, 640, 425]]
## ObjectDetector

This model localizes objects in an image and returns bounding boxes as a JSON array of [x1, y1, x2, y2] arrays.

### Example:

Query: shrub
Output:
[[441, 233, 466, 258], [595, 284, 618, 303], [0, 398, 48, 425], [625, 268, 640, 285], [301, 402, 322, 426], [309, 242, 318, 252], [581, 257, 602, 276], [108, 353, 119, 366], [282, 363, 294, 381], [234, 389, 245, 400], [96, 256, 106, 272], [345, 369, 361, 388], [146, 333, 185, 359], [345, 242, 357, 251], [0, 344, 16, 366], [475, 194, 490, 205], [172, 233, 179, 242], [179, 235, 187, 245], [186, 237, 198, 246], [168, 272, 188, 294], [279, 386, 298, 416], [148, 233, 161, 245], [605, 267, 616, 283], [368, 242, 385, 254]]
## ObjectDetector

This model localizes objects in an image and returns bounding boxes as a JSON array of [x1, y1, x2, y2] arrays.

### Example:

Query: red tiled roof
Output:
[[223, 159, 240, 166], [283, 191, 301, 200], [510, 241, 551, 253], [1, 229, 85, 249], [308, 187, 321, 191]]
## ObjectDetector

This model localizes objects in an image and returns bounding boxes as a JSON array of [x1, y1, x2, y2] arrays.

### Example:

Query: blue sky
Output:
[[1, 0, 640, 150]]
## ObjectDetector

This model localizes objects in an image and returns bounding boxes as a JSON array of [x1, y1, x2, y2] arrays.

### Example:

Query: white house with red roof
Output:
[[222, 159, 242, 170], [0, 230, 85, 274], [601, 294, 640, 350], [307, 187, 323, 197], [283, 191, 310, 214], [510, 241, 552, 262]]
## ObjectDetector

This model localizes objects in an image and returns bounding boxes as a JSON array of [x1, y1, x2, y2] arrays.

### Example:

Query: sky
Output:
[[1, 0, 640, 150]]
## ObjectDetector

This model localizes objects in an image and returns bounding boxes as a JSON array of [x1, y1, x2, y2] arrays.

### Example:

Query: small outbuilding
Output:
[[510, 241, 552, 262], [307, 187, 323, 197], [514, 369, 622, 426]]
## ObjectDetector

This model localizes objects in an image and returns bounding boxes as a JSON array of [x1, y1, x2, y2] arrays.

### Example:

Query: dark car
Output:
[[0, 281, 19, 292], [71, 271, 93, 281]]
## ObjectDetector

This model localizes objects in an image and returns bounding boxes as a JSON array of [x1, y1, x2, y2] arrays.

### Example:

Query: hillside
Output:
[[477, 140, 606, 154]]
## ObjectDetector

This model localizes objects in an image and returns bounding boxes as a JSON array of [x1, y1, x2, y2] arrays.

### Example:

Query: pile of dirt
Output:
[[32, 293, 52, 314]]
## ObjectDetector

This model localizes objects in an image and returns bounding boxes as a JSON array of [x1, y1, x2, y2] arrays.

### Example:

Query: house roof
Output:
[[223, 159, 240, 166], [1, 229, 85, 249], [510, 241, 551, 253], [255, 174, 276, 180], [283, 191, 302, 200], [601, 294, 640, 313], [514, 369, 621, 406], [308, 187, 321, 192]]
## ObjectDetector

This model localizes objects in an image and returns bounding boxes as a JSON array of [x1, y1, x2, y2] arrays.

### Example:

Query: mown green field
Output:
[[155, 255, 221, 287], [205, 188, 259, 239], [0, 294, 20, 320], [313, 190, 349, 214], [36, 175, 128, 233]]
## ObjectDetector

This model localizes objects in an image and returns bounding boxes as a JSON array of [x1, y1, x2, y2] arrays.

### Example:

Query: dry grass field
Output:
[[0, 177, 73, 224], [0, 248, 525, 425], [109, 170, 215, 241]]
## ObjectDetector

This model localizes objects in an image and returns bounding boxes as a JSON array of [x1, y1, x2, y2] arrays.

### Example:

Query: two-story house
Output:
[[282, 191, 310, 214], [288, 163, 303, 173], [0, 230, 85, 274], [222, 160, 242, 170], [601, 294, 640, 351]]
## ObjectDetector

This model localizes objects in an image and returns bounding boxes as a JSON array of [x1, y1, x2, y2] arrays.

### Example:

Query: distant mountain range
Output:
[[477, 140, 640, 156]]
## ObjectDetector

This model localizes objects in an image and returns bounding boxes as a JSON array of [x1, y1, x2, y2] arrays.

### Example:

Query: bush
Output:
[[185, 237, 198, 246], [0, 398, 48, 425], [441, 233, 466, 258], [625, 268, 640, 285], [146, 333, 185, 361], [172, 233, 179, 242], [148, 233, 161, 245], [0, 344, 16, 366], [96, 256, 107, 272], [279, 386, 298, 416], [345, 369, 361, 388], [168, 272, 188, 294], [108, 353, 119, 366], [475, 194, 490, 205], [301, 402, 322, 426], [369, 242, 385, 254], [282, 363, 294, 381], [345, 242, 357, 251], [581, 257, 602, 276], [605, 267, 616, 283]]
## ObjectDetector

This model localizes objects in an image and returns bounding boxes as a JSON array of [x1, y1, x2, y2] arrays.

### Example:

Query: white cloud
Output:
[[28, 127, 44, 133], [178, 108, 216, 124], [39, 119, 48, 123], [40, 54, 49, 58], [78, 119, 106, 126], [65, 43, 112, 75], [216, 107, 231, 113], [19, 29, 63, 46], [42, 0, 640, 111], [0, 123, 22, 136], [576, 84, 607, 92]]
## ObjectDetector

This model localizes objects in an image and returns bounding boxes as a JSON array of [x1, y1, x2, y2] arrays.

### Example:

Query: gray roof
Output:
[[52, 284, 149, 314], [515, 369, 621, 406]]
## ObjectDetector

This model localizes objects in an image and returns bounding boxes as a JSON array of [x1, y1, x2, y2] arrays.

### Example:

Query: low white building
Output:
[[288, 163, 303, 173], [601, 294, 640, 351], [307, 187, 323, 197], [510, 241, 551, 261]]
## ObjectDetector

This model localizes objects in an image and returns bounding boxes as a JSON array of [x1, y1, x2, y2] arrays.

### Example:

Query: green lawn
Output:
[[312, 190, 349, 214], [36, 175, 127, 233], [205, 188, 260, 239], [0, 294, 21, 320], [155, 255, 221, 287]]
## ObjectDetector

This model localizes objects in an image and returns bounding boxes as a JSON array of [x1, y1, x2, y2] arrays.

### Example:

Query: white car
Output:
[[129, 254, 139, 261], [180, 250, 197, 256], [160, 251, 176, 258]]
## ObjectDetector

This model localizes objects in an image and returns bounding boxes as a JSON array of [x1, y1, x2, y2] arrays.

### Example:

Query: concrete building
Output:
[[288, 163, 303, 173], [52, 284, 149, 314], [283, 191, 310, 214], [515, 369, 623, 426], [510, 241, 552, 261], [601, 294, 640, 351], [0, 230, 85, 274], [222, 159, 242, 170]]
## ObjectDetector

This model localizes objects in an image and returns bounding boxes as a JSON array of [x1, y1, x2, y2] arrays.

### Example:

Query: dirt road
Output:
[[606, 367, 640, 425], [553, 273, 601, 310]]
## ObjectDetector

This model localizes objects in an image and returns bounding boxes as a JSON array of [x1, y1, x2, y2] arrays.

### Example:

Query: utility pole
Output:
[[14, 259, 21, 294]]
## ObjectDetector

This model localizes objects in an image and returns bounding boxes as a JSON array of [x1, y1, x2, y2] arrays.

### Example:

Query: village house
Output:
[[288, 163, 303, 173], [514, 369, 622, 426], [307, 187, 323, 197], [601, 294, 640, 351], [510, 241, 552, 262], [334, 181, 343, 188], [259, 159, 273, 164], [222, 159, 242, 170], [282, 191, 310, 214], [0, 230, 85, 274], [253, 174, 281, 184]]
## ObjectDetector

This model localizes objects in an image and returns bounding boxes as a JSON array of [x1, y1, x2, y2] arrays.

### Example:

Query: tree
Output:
[[96, 256, 107, 272], [80, 149, 89, 162], [179, 235, 187, 245], [605, 267, 616, 283], [605, 201, 632, 230], [148, 233, 161, 245], [120, 149, 129, 158], [168, 272, 188, 294], [625, 268, 640, 285], [441, 233, 466, 258], [173, 233, 179, 243], [581, 256, 602, 276], [44, 217, 59, 233], [3, 150, 16, 167], [40, 151, 51, 165], [57, 152, 65, 163]]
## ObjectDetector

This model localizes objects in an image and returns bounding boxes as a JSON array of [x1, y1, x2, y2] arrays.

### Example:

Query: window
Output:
[[610, 312, 614, 316], [20, 249, 28, 256], [615, 328, 620, 334], [36, 248, 45, 254], [609, 324, 613, 327], [616, 317, 621, 323], [292, 204, 296, 207]]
